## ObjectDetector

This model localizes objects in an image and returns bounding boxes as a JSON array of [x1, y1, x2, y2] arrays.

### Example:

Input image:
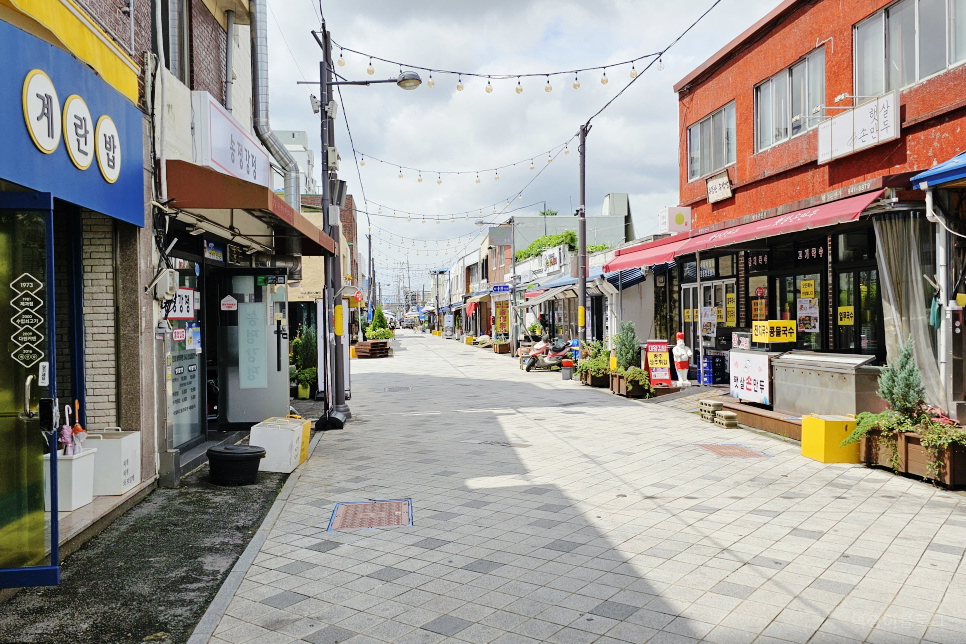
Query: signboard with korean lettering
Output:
[[751, 299, 767, 321], [191, 91, 270, 187], [725, 293, 737, 327], [700, 307, 717, 337], [706, 171, 733, 204], [645, 340, 672, 387], [753, 320, 797, 343], [730, 350, 770, 404], [494, 300, 509, 334], [237, 302, 268, 389], [3, 20, 144, 227], [169, 288, 195, 320], [797, 298, 820, 332], [837, 306, 855, 325], [746, 251, 769, 272], [800, 280, 815, 298], [818, 91, 899, 164]]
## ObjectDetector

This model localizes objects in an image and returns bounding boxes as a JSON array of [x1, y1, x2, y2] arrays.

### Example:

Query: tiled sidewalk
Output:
[[199, 334, 966, 644]]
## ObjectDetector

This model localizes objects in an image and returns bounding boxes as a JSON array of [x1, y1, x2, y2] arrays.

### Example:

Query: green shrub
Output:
[[297, 328, 317, 371], [624, 366, 656, 398], [372, 304, 388, 330], [296, 367, 317, 387], [290, 336, 303, 371], [574, 354, 609, 377], [877, 337, 926, 422], [366, 327, 394, 340], [614, 321, 641, 371]]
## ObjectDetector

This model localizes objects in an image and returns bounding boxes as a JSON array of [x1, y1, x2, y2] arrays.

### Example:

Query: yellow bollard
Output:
[[349, 345, 357, 359]]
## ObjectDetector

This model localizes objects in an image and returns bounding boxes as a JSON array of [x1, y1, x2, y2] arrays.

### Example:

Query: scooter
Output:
[[525, 336, 570, 372]]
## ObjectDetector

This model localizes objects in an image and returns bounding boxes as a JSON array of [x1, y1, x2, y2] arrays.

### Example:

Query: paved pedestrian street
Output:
[[199, 334, 966, 644]]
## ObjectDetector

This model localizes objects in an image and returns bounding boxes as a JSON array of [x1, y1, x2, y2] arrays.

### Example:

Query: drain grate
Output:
[[384, 386, 413, 393], [695, 443, 769, 458], [327, 499, 413, 530]]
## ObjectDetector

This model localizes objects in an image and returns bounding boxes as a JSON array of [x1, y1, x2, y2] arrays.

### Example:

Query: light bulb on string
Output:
[[485, 77, 493, 93], [418, 173, 423, 183], [601, 68, 609, 84], [547, 153, 553, 163], [573, 74, 580, 90], [392, 210, 397, 218], [494, 171, 500, 181], [530, 159, 535, 170], [377, 206, 382, 214], [475, 174, 481, 184], [519, 194, 523, 200], [427, 73, 435, 88], [437, 174, 442, 185], [545, 76, 552, 93], [564, 144, 570, 155], [407, 215, 411, 222], [367, 57, 374, 75], [456, 75, 464, 91], [657, 57, 664, 71], [630, 63, 638, 78], [515, 78, 523, 94], [398, 168, 403, 179], [359, 156, 365, 167], [337, 50, 346, 67]]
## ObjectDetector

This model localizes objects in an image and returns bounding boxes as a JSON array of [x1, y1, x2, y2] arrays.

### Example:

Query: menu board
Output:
[[797, 298, 820, 332], [645, 340, 672, 387]]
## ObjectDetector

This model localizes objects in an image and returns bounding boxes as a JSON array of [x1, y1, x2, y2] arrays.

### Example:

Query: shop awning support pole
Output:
[[696, 250, 704, 386], [577, 124, 590, 345], [928, 188, 952, 413], [511, 218, 518, 355]]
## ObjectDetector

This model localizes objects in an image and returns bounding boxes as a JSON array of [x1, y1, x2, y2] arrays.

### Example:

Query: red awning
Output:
[[524, 290, 547, 299], [673, 190, 884, 256], [603, 237, 690, 273]]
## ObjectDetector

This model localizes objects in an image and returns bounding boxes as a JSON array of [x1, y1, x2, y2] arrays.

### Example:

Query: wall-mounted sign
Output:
[[818, 91, 899, 165], [725, 293, 737, 327], [169, 288, 195, 320], [700, 307, 717, 337], [192, 91, 270, 187], [220, 295, 238, 311], [837, 306, 855, 325], [797, 298, 820, 332], [9, 272, 44, 368], [706, 171, 733, 204], [658, 206, 691, 233], [22, 70, 60, 154], [731, 350, 770, 404], [746, 252, 769, 272], [172, 328, 187, 342], [800, 280, 815, 298], [542, 247, 562, 272], [491, 284, 510, 293], [203, 241, 225, 262]]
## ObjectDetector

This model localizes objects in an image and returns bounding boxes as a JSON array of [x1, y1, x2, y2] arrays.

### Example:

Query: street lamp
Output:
[[303, 23, 422, 430]]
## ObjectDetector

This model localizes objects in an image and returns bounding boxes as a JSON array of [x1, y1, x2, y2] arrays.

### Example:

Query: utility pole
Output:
[[510, 217, 519, 356], [318, 25, 350, 425], [577, 123, 591, 345], [367, 233, 373, 322]]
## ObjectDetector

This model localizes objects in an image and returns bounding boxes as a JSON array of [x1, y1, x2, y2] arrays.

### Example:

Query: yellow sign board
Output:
[[648, 351, 670, 368], [716, 307, 724, 322], [753, 320, 797, 343], [751, 299, 767, 320], [801, 280, 815, 298], [683, 308, 691, 322], [837, 306, 855, 325], [334, 304, 344, 335], [725, 294, 737, 327]]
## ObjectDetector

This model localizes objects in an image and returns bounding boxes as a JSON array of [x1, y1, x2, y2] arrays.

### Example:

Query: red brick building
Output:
[[608, 0, 965, 411]]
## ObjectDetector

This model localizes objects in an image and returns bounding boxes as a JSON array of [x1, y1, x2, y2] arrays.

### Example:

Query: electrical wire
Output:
[[329, 36, 661, 81]]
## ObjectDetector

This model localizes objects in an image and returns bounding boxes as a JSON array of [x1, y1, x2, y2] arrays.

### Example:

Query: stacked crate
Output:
[[699, 355, 728, 385]]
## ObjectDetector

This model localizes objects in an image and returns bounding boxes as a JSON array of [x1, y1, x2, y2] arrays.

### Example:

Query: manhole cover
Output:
[[384, 387, 413, 393], [695, 444, 768, 458], [328, 500, 413, 530]]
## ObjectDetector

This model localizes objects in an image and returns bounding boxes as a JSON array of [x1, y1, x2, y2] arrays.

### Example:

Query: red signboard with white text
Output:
[[645, 339, 672, 387]]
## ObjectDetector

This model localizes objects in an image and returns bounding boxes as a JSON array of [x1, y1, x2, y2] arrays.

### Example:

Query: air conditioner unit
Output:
[[658, 206, 691, 234], [326, 146, 340, 171]]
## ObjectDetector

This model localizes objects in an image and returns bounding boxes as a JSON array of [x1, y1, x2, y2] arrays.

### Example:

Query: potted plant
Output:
[[622, 367, 656, 398], [608, 322, 642, 394], [843, 338, 966, 486], [493, 339, 510, 354], [296, 368, 317, 399]]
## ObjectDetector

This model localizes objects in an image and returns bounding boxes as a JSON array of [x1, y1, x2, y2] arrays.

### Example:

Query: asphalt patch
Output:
[[0, 465, 286, 644]]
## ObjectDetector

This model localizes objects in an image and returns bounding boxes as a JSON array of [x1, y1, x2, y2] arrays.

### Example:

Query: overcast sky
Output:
[[265, 0, 782, 293]]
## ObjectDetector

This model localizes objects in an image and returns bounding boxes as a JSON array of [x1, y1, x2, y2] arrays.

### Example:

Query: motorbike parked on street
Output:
[[525, 336, 570, 372]]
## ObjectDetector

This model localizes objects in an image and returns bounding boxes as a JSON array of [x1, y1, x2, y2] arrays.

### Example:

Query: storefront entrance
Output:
[[0, 191, 58, 587]]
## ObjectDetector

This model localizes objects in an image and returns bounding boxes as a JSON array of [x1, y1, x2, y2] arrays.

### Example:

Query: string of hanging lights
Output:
[[359, 197, 548, 222], [329, 37, 664, 91], [357, 137, 575, 179]]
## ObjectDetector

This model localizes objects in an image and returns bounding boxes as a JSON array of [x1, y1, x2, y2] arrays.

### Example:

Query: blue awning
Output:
[[605, 267, 647, 289], [539, 267, 603, 290], [911, 152, 966, 188]]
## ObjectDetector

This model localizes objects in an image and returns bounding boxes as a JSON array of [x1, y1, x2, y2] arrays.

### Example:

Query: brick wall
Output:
[[190, 0, 227, 104], [82, 211, 117, 429], [53, 211, 73, 402], [75, 0, 153, 107], [340, 195, 358, 282]]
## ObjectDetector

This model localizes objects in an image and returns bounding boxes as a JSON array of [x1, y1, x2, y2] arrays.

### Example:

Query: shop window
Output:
[[699, 258, 716, 278], [756, 48, 825, 151], [836, 269, 884, 360], [160, 0, 189, 83], [773, 273, 823, 350], [745, 251, 770, 273], [687, 103, 736, 180], [719, 254, 735, 277], [770, 243, 795, 271], [795, 239, 827, 267], [837, 229, 875, 262], [682, 261, 698, 282], [749, 275, 769, 321], [856, 0, 966, 99]]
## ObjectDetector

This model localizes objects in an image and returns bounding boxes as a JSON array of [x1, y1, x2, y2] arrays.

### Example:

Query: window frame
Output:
[[754, 47, 826, 153], [854, 0, 966, 100], [686, 102, 736, 182]]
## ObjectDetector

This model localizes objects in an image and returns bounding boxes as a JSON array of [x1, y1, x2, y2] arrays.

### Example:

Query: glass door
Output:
[[0, 191, 59, 588], [773, 273, 823, 350], [681, 284, 698, 362], [168, 258, 204, 448], [836, 268, 884, 362]]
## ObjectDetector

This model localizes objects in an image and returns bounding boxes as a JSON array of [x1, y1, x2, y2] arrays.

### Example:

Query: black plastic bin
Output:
[[207, 444, 266, 486]]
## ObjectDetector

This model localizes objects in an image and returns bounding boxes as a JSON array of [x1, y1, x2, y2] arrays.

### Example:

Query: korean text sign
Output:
[[731, 350, 770, 404]]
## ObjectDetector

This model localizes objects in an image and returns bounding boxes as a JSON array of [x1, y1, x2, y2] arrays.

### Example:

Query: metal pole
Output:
[[696, 250, 704, 386], [225, 10, 234, 111], [511, 218, 518, 355], [577, 124, 590, 345], [320, 27, 350, 421]]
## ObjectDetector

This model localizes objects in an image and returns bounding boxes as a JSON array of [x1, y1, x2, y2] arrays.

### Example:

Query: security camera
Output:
[[309, 94, 321, 114]]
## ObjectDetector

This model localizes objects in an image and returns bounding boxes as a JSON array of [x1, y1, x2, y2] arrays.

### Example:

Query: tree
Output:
[[614, 321, 641, 371], [372, 304, 388, 330], [539, 208, 558, 217], [877, 337, 926, 420]]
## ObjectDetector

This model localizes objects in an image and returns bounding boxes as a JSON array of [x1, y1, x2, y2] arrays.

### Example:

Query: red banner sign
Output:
[[645, 339, 672, 387]]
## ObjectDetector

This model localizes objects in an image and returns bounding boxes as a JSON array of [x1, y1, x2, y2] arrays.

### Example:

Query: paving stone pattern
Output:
[[205, 334, 966, 644]]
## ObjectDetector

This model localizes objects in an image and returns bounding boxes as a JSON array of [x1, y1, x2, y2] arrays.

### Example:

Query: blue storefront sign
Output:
[[0, 19, 144, 227], [492, 284, 510, 293]]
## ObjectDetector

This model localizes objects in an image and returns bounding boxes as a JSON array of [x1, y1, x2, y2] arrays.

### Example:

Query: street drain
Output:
[[328, 500, 413, 530], [695, 444, 769, 458], [384, 387, 413, 393]]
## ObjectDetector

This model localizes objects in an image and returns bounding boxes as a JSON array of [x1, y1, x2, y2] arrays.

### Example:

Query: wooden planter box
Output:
[[493, 343, 510, 354], [861, 430, 966, 487], [610, 373, 623, 394], [581, 372, 608, 387], [622, 379, 652, 399], [860, 429, 898, 469]]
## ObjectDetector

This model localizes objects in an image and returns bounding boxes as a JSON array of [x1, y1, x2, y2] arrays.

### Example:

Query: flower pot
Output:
[[493, 343, 510, 354], [624, 380, 652, 399], [297, 384, 310, 399], [588, 373, 609, 388], [207, 445, 266, 486]]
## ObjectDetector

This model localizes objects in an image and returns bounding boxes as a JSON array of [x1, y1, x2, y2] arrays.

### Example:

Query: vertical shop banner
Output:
[[725, 293, 737, 327], [237, 302, 268, 389], [731, 350, 770, 404], [645, 340, 672, 387], [797, 298, 820, 332], [495, 300, 509, 334], [700, 307, 717, 337]]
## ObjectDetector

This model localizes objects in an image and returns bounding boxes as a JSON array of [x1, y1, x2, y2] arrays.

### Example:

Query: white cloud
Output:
[[265, 0, 782, 292]]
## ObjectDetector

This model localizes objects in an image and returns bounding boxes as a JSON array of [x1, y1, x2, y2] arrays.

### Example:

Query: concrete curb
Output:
[[186, 430, 325, 644]]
